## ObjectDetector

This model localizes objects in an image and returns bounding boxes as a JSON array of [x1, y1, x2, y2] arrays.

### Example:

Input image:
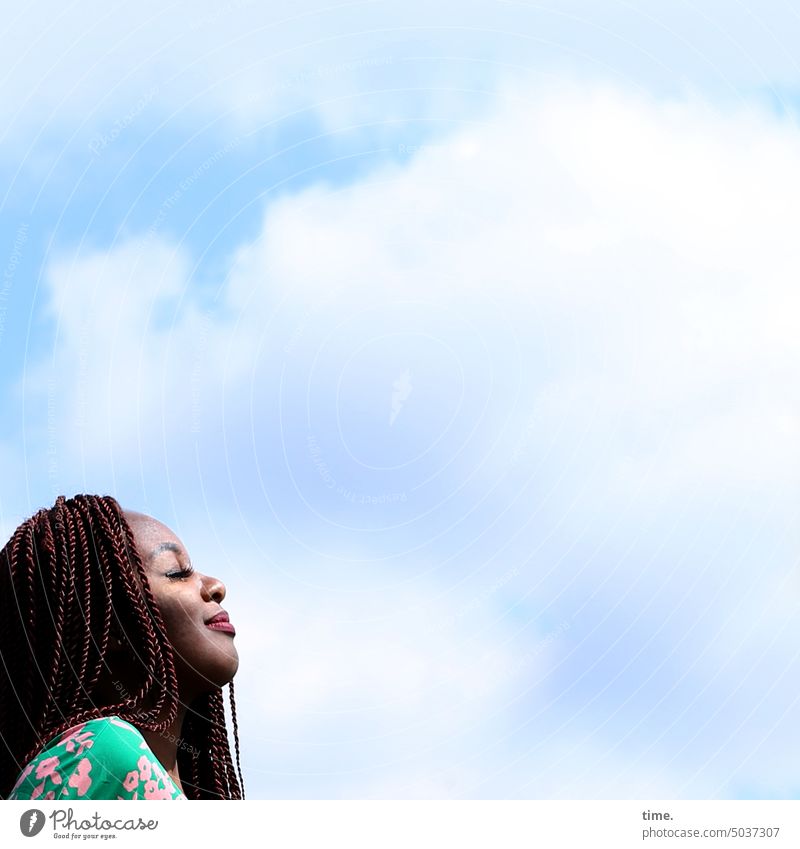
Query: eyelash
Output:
[[167, 567, 195, 580]]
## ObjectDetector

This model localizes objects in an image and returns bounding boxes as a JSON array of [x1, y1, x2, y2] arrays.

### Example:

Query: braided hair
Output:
[[0, 494, 245, 799]]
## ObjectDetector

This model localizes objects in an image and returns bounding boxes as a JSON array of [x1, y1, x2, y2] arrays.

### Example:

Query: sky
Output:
[[1, 0, 799, 799]]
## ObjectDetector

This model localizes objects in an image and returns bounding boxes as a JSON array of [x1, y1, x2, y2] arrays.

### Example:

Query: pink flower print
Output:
[[150, 785, 172, 800], [36, 756, 62, 785], [68, 757, 92, 797], [143, 779, 170, 800], [148, 760, 166, 784], [123, 770, 139, 793], [30, 780, 46, 800], [10, 762, 34, 794], [44, 791, 55, 800], [58, 723, 86, 744], [137, 756, 152, 782], [63, 729, 94, 756]]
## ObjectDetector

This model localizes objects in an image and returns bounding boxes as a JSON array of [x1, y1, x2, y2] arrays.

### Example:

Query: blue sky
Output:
[[1, 1, 799, 799]]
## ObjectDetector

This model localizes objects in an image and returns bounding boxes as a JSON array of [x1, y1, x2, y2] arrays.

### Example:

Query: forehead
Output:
[[123, 510, 187, 564]]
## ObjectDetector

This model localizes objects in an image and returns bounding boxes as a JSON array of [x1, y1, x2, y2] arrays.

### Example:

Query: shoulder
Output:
[[8, 716, 183, 801], [73, 715, 147, 751]]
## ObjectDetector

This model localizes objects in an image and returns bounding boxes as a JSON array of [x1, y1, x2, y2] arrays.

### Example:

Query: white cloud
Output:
[[197, 532, 572, 799], [221, 81, 799, 497], [15, 79, 800, 798], [20, 237, 192, 467], [28, 79, 800, 550], [236, 573, 531, 725]]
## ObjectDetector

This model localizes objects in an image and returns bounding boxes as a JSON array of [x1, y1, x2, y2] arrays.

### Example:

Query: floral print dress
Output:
[[8, 716, 186, 800]]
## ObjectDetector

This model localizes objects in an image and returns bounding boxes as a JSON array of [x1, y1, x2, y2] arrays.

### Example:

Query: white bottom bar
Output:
[[3, 800, 797, 848]]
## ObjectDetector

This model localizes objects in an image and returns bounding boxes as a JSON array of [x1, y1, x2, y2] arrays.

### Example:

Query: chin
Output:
[[176, 651, 239, 695], [219, 663, 239, 687], [210, 653, 240, 688]]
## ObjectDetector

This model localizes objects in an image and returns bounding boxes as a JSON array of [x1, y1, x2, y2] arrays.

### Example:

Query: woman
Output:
[[0, 494, 244, 800]]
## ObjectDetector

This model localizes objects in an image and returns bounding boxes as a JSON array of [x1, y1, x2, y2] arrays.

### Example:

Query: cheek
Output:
[[159, 599, 214, 657], [154, 598, 193, 645]]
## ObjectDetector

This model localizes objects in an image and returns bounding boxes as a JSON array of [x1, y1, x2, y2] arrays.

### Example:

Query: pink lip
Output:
[[205, 611, 236, 635], [206, 620, 236, 635]]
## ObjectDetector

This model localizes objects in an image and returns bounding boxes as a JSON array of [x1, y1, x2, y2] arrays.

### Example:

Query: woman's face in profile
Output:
[[123, 511, 239, 698]]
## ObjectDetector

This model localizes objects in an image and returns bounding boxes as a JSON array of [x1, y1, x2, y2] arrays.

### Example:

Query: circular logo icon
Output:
[[19, 809, 46, 837]]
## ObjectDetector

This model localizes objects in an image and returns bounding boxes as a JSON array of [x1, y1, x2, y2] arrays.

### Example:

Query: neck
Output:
[[94, 661, 203, 795], [138, 700, 189, 793]]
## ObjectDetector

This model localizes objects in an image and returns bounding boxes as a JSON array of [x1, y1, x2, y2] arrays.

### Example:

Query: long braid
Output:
[[0, 495, 244, 800], [90, 495, 178, 733], [60, 499, 88, 718], [210, 690, 237, 798], [22, 520, 46, 734], [40, 500, 73, 733], [176, 687, 244, 800], [228, 679, 245, 798], [70, 501, 108, 707], [205, 692, 228, 799], [0, 526, 31, 754]]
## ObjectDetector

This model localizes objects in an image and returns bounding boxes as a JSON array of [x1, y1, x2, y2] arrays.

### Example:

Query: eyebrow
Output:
[[147, 541, 184, 563]]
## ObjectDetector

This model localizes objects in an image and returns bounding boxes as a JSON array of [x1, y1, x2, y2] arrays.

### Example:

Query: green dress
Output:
[[8, 716, 186, 800]]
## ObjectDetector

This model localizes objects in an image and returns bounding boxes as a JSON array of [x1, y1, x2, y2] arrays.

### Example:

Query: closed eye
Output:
[[166, 567, 195, 579]]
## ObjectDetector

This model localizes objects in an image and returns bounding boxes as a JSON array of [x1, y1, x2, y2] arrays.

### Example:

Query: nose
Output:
[[201, 573, 226, 603]]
